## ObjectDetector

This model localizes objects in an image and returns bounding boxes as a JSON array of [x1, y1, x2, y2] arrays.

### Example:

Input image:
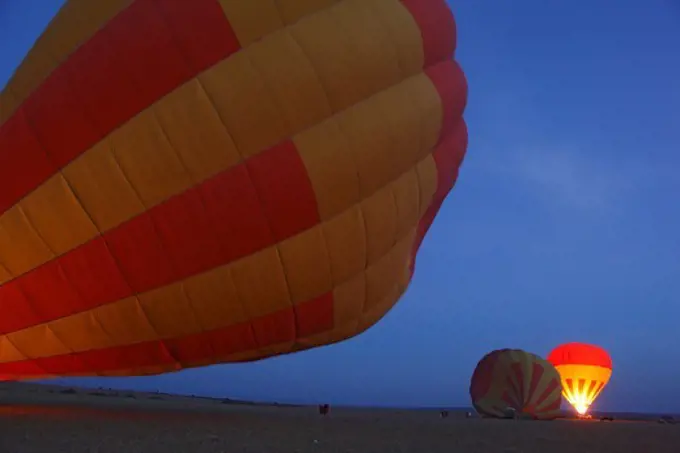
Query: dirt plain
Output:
[[0, 383, 678, 453]]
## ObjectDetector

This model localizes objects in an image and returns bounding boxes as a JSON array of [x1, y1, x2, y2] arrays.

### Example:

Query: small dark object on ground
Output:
[[658, 416, 677, 424], [59, 388, 76, 395], [600, 416, 614, 422], [440, 411, 449, 418], [88, 391, 108, 397], [502, 407, 517, 419], [319, 404, 330, 416]]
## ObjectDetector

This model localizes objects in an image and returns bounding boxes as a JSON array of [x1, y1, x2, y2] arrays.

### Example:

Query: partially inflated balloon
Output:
[[470, 349, 563, 420], [548, 343, 612, 416], [0, 0, 468, 379]]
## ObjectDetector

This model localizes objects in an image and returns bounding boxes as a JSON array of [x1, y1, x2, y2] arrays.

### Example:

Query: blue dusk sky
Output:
[[1, 1, 679, 414]]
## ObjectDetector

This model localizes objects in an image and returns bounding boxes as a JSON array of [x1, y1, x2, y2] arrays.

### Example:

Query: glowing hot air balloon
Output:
[[547, 343, 613, 416], [469, 349, 563, 420], [0, 0, 468, 380]]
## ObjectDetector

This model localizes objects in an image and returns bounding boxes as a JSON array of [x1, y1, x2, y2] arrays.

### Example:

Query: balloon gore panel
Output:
[[0, 0, 468, 379]]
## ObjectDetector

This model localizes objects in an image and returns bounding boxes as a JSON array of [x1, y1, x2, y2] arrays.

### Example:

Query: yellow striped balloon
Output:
[[470, 349, 563, 420]]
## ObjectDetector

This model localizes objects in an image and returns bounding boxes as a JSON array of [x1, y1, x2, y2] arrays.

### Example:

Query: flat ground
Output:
[[0, 383, 678, 453]]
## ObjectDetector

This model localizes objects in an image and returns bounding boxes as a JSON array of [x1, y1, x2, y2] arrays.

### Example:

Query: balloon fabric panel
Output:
[[0, 0, 467, 379]]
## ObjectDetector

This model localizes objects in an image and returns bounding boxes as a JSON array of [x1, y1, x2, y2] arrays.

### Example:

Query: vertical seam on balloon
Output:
[[129, 295, 180, 373], [242, 42, 295, 144], [271, 244, 298, 349], [102, 136, 183, 371], [230, 46, 300, 350], [365, 0, 406, 79], [13, 204, 57, 260], [189, 78, 261, 352], [387, 175, 401, 252], [0, 251, 14, 282], [42, 321, 81, 368], [87, 309, 118, 356], [148, 107, 218, 363], [354, 204, 369, 327], [284, 26, 340, 335], [47, 180, 119, 350], [338, 4, 406, 261], [1, 335, 30, 366], [312, 5, 371, 326], [63, 180, 133, 353], [45, 171, 120, 351]]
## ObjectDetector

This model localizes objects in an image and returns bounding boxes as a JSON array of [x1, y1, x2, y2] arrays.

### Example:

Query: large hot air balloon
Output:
[[469, 349, 563, 420], [0, 0, 468, 379], [548, 343, 612, 416]]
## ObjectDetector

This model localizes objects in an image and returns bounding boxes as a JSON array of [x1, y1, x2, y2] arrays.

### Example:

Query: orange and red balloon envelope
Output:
[[548, 343, 612, 415], [0, 0, 468, 379], [470, 349, 563, 420]]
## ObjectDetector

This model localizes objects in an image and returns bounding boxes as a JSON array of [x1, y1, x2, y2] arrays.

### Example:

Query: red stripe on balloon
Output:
[[534, 377, 561, 409], [401, 0, 457, 67], [0, 292, 334, 377], [0, 0, 240, 216], [411, 117, 467, 260], [538, 395, 562, 413], [548, 343, 613, 369], [410, 60, 468, 271], [0, 140, 320, 334], [0, 62, 465, 335], [527, 363, 545, 403], [511, 363, 526, 406], [405, 0, 466, 270]]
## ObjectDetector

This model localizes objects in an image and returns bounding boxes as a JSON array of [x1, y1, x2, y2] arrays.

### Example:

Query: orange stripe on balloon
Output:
[[0, 141, 320, 334], [0, 0, 240, 215], [0, 292, 333, 377]]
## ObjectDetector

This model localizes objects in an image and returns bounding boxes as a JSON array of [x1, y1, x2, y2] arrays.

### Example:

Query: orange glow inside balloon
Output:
[[548, 343, 613, 416]]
